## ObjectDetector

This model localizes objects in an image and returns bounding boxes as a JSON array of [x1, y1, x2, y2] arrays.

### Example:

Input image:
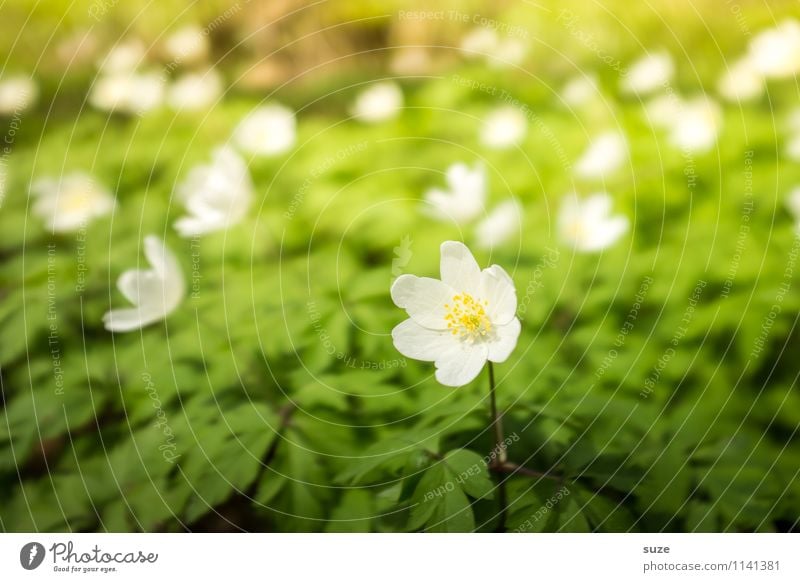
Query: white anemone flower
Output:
[[621, 51, 674, 95], [748, 19, 800, 79], [31, 172, 115, 233], [460, 28, 527, 68], [480, 106, 527, 150], [351, 82, 403, 123], [668, 97, 722, 153], [643, 94, 683, 127], [558, 192, 629, 253], [475, 200, 522, 250], [164, 25, 209, 65], [561, 74, 599, 108], [0, 76, 38, 115], [98, 39, 146, 74], [90, 71, 165, 114], [232, 104, 296, 157], [174, 146, 253, 237], [424, 162, 487, 225], [786, 134, 800, 161], [575, 131, 628, 180], [717, 57, 764, 102], [167, 69, 223, 111], [103, 235, 185, 332], [391, 241, 521, 387]]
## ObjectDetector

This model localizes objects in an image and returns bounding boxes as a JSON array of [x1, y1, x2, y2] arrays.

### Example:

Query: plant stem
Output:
[[487, 362, 507, 532]]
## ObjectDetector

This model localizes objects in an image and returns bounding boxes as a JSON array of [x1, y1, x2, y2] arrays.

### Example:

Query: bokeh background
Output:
[[1, 0, 800, 532]]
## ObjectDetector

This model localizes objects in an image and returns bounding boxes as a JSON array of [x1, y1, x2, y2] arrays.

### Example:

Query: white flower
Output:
[[475, 200, 521, 250], [167, 69, 223, 111], [786, 134, 800, 161], [558, 192, 629, 253], [0, 76, 38, 115], [31, 172, 115, 233], [561, 74, 599, 107], [391, 241, 521, 387], [460, 28, 527, 68], [174, 146, 253, 237], [748, 19, 800, 79], [461, 28, 500, 58], [668, 97, 722, 152], [480, 106, 527, 150], [164, 25, 209, 65], [621, 51, 674, 95], [786, 187, 800, 227], [424, 162, 486, 225], [232, 104, 296, 157], [575, 131, 628, 179], [98, 39, 146, 74], [103, 236, 185, 332], [717, 57, 764, 102], [643, 94, 683, 127], [90, 71, 165, 114], [351, 82, 403, 123]]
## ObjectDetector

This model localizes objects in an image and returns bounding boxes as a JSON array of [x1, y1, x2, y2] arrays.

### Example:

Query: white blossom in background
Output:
[[748, 19, 800, 79], [480, 106, 527, 150], [174, 146, 253, 237], [785, 188, 800, 232], [391, 241, 521, 387], [786, 134, 800, 161], [103, 236, 185, 332], [643, 94, 683, 127], [475, 200, 521, 250], [350, 82, 403, 123], [717, 57, 764, 102], [232, 104, 296, 157], [575, 131, 628, 180], [30, 172, 115, 233], [424, 162, 487, 225], [460, 28, 527, 68], [561, 74, 599, 108], [164, 25, 209, 65], [0, 76, 38, 115], [621, 51, 674, 95], [90, 71, 165, 114], [97, 39, 146, 74], [558, 192, 629, 253], [167, 69, 223, 111], [668, 97, 722, 153]]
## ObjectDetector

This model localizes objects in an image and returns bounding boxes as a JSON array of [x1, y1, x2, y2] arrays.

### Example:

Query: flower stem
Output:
[[487, 362, 507, 532]]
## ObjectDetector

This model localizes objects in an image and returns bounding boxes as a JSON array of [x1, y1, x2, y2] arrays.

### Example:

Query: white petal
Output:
[[440, 241, 481, 294], [488, 318, 521, 363], [391, 318, 455, 362], [141, 236, 185, 311], [434, 342, 489, 387], [117, 269, 163, 306], [102, 306, 164, 332], [577, 215, 629, 252], [390, 274, 453, 329], [480, 265, 517, 325], [475, 200, 521, 250]]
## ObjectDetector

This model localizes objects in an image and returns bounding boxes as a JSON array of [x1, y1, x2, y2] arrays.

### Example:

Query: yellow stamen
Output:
[[444, 292, 492, 341]]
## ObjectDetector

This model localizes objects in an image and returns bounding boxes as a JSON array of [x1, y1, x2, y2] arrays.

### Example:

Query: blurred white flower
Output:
[[31, 172, 115, 233], [0, 76, 38, 115], [103, 235, 185, 332], [391, 241, 521, 387], [717, 57, 764, 102], [351, 82, 403, 123], [643, 94, 683, 127], [174, 146, 253, 237], [786, 134, 800, 161], [748, 19, 800, 79], [98, 39, 146, 74], [424, 162, 487, 225], [460, 28, 527, 68], [90, 71, 165, 114], [461, 28, 500, 57], [232, 104, 296, 157], [668, 97, 722, 152], [785, 188, 800, 231], [480, 106, 527, 150], [621, 51, 674, 95], [575, 131, 628, 180], [167, 69, 223, 111], [558, 192, 629, 253], [561, 74, 599, 107], [475, 200, 521, 250], [164, 25, 209, 65]]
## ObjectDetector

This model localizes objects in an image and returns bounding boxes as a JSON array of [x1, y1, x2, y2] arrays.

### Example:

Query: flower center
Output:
[[444, 293, 492, 341]]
